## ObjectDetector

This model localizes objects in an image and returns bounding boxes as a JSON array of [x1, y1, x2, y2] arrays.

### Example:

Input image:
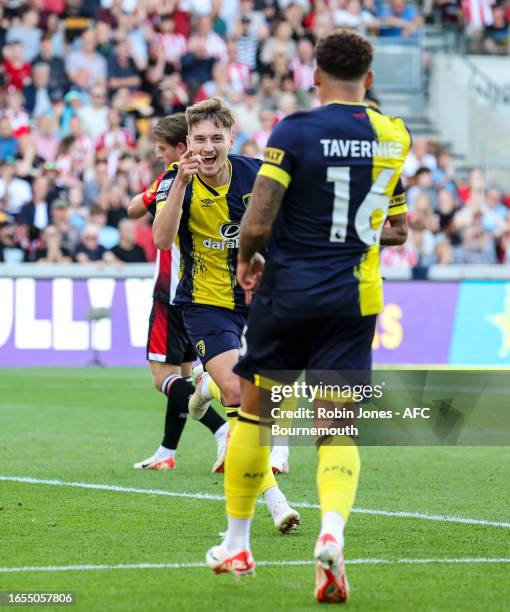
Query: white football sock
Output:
[[270, 444, 289, 459], [224, 516, 252, 552], [200, 373, 213, 399], [320, 511, 346, 549], [155, 445, 175, 460], [263, 486, 287, 515], [214, 422, 229, 440]]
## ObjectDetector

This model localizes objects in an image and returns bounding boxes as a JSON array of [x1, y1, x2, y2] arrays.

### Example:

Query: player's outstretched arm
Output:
[[153, 150, 200, 250], [127, 194, 149, 219], [380, 213, 408, 246]]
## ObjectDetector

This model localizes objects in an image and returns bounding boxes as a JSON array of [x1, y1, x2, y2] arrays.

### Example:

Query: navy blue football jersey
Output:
[[257, 102, 411, 318]]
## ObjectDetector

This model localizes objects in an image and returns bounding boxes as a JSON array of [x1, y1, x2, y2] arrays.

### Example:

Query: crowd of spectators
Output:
[[0, 0, 506, 269], [381, 136, 510, 268], [434, 0, 510, 54]]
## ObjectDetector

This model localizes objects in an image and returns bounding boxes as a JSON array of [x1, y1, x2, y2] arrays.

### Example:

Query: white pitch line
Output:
[[1, 475, 509, 529], [1, 558, 510, 574], [350, 507, 510, 528]]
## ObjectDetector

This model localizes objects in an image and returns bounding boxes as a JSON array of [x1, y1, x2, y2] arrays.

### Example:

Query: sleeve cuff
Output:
[[387, 204, 408, 216], [258, 163, 291, 189]]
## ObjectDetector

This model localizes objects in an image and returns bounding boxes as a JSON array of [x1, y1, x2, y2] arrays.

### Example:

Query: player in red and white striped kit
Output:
[[128, 114, 228, 472]]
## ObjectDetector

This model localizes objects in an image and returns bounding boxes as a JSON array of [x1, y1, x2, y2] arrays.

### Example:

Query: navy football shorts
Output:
[[180, 304, 247, 366], [234, 291, 377, 383]]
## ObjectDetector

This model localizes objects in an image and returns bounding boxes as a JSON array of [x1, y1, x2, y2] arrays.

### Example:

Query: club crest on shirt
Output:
[[196, 340, 206, 357], [242, 193, 252, 208]]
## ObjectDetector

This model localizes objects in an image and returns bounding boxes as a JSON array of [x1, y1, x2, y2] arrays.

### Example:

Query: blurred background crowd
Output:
[[0, 0, 508, 268]]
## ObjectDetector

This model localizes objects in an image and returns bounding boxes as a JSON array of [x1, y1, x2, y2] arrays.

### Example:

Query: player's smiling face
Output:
[[188, 119, 233, 184]]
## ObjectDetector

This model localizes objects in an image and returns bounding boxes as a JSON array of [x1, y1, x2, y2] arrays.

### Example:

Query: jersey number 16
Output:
[[327, 166, 397, 246]]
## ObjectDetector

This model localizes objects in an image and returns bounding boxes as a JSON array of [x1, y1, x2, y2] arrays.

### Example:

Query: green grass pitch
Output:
[[1, 368, 509, 611]]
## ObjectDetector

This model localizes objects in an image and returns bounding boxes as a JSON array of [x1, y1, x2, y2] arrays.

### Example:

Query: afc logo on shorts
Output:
[[196, 340, 206, 358], [242, 193, 252, 207]]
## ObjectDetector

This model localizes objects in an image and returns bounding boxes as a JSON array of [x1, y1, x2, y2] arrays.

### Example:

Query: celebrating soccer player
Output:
[[128, 114, 229, 473], [153, 98, 299, 533], [206, 30, 410, 603]]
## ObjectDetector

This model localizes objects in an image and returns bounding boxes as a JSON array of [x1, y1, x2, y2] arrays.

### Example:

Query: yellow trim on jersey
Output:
[[258, 163, 291, 188], [388, 192, 407, 217], [359, 109, 410, 315], [354, 245, 383, 316], [388, 192, 408, 217], [366, 109, 411, 199], [388, 204, 407, 216]]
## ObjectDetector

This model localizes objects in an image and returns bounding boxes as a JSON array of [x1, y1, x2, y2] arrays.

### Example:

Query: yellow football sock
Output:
[[225, 411, 271, 519], [225, 407, 238, 434], [208, 375, 238, 428], [316, 436, 360, 522], [207, 377, 222, 402], [260, 458, 278, 494]]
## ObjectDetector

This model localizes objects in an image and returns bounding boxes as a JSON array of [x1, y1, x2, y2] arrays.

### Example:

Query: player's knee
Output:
[[149, 363, 181, 393], [180, 362, 193, 379], [220, 380, 241, 407]]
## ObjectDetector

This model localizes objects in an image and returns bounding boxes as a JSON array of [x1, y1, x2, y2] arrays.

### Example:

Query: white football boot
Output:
[[206, 543, 255, 579], [314, 533, 349, 604], [188, 365, 212, 419]]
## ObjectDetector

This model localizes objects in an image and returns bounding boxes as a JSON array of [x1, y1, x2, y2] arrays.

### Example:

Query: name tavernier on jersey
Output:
[[257, 102, 411, 319]]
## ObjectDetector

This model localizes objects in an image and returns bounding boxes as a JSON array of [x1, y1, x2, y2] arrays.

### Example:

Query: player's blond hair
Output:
[[186, 97, 235, 131]]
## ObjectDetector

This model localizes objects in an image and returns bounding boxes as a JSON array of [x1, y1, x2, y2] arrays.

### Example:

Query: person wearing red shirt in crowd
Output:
[[95, 108, 136, 176], [154, 13, 187, 69], [3, 41, 32, 91], [43, 0, 65, 13], [225, 39, 251, 93], [4, 89, 30, 139]]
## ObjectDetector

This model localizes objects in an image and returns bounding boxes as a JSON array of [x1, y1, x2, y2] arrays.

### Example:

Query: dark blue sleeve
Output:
[[262, 117, 301, 178]]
